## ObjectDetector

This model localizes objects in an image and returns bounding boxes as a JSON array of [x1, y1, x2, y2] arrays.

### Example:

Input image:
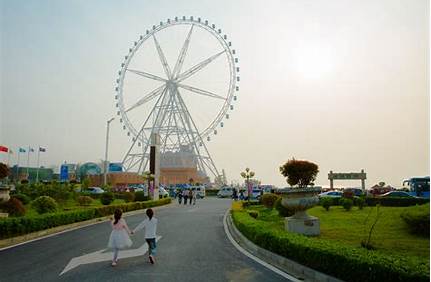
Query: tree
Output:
[[279, 158, 319, 188], [0, 163, 9, 180]]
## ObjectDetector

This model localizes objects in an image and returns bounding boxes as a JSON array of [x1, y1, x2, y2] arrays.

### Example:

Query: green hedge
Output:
[[365, 197, 429, 207], [0, 198, 171, 239], [401, 203, 430, 236], [232, 210, 429, 282]]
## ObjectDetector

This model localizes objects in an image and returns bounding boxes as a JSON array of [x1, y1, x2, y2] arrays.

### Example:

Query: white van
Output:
[[217, 186, 233, 198], [192, 186, 206, 198]]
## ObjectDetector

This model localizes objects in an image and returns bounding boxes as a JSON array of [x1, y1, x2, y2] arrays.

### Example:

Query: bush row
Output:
[[400, 203, 430, 236], [231, 210, 429, 282], [0, 198, 171, 239], [365, 197, 429, 207]]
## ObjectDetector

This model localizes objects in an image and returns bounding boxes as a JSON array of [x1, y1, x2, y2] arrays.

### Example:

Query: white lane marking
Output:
[[59, 235, 162, 276], [223, 210, 301, 282]]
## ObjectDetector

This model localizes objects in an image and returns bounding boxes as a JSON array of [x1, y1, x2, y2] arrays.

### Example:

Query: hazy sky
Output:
[[0, 0, 429, 187]]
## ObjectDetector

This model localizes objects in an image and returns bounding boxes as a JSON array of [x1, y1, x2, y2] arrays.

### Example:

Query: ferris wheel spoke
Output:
[[127, 68, 167, 82], [172, 25, 194, 79], [176, 50, 226, 82], [125, 84, 166, 113], [152, 35, 172, 79], [177, 84, 226, 101]]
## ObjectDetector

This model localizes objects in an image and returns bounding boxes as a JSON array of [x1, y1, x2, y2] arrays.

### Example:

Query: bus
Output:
[[403, 176, 430, 198]]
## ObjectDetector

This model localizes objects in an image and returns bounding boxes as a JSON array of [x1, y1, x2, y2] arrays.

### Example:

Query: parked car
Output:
[[159, 186, 169, 198], [318, 191, 342, 198], [344, 188, 364, 197], [87, 187, 105, 194], [250, 189, 262, 200], [379, 191, 417, 198], [217, 187, 233, 198]]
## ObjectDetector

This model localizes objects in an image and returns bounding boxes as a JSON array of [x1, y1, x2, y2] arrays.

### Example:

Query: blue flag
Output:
[[19, 148, 26, 153]]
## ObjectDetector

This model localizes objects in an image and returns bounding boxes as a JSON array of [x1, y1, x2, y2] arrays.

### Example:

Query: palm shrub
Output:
[[32, 196, 58, 214], [355, 197, 366, 210], [261, 193, 278, 209], [100, 192, 114, 205], [320, 197, 333, 211]]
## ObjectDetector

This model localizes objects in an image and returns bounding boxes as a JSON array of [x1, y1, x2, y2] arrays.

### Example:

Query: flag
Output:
[[0, 146, 8, 153], [9, 149, 13, 154], [19, 148, 26, 153], [29, 148, 35, 152], [39, 147, 46, 152]]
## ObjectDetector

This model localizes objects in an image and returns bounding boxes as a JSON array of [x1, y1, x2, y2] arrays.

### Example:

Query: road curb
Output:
[[225, 210, 343, 282], [0, 202, 173, 251]]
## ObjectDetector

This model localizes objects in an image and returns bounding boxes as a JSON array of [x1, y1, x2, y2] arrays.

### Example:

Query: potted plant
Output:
[[278, 158, 321, 235]]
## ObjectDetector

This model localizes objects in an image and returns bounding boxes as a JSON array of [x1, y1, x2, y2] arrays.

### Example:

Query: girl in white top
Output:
[[108, 209, 132, 266], [133, 208, 158, 264]]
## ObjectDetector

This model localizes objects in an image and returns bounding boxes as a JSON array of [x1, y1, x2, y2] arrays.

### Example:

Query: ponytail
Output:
[[146, 208, 154, 220], [114, 209, 122, 224]]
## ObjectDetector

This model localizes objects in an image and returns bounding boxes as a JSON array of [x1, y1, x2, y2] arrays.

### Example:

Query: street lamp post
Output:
[[240, 168, 255, 201], [104, 117, 115, 186]]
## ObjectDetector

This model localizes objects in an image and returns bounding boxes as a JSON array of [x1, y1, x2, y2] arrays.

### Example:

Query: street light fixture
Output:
[[104, 117, 115, 186], [240, 167, 255, 201]]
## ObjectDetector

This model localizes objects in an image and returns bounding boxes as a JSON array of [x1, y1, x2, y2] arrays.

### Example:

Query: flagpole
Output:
[[17, 151, 21, 182], [36, 147, 40, 183], [7, 151, 10, 166]]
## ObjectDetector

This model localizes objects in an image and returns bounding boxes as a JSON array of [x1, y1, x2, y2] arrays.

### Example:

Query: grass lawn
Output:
[[246, 204, 429, 259]]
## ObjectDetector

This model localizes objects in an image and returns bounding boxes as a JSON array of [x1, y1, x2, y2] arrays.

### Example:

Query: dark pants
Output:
[[146, 238, 156, 256], [178, 196, 182, 204], [189, 196, 192, 205], [183, 196, 188, 204]]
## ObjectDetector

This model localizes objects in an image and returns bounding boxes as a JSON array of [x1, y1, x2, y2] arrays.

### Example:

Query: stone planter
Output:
[[0, 184, 11, 202], [279, 186, 322, 236]]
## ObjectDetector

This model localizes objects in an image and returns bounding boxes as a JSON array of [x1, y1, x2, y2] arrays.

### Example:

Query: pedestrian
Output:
[[189, 189, 193, 205], [133, 208, 158, 264], [183, 189, 188, 205], [192, 188, 197, 205], [178, 189, 183, 204], [232, 188, 238, 201], [108, 209, 133, 267], [239, 190, 244, 200]]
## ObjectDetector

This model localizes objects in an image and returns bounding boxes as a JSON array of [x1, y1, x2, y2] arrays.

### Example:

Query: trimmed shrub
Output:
[[0, 198, 172, 239], [11, 194, 31, 205], [401, 204, 430, 236], [274, 197, 295, 217], [365, 197, 429, 207], [135, 191, 149, 202], [77, 196, 93, 206], [320, 197, 333, 211], [100, 192, 114, 205], [124, 192, 135, 203], [232, 210, 429, 282], [340, 198, 353, 211], [355, 197, 366, 210], [261, 193, 279, 209], [32, 196, 58, 214], [0, 198, 26, 216]]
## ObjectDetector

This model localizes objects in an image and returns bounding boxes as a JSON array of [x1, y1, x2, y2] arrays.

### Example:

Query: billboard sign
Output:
[[60, 165, 69, 182]]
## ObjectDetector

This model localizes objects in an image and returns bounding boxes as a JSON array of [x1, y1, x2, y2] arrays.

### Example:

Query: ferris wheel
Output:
[[115, 16, 240, 178]]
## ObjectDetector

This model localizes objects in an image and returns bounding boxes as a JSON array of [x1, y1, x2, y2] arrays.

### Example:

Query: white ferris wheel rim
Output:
[[115, 16, 239, 144]]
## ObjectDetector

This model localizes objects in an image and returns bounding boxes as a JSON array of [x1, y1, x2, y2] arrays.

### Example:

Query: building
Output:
[[11, 166, 54, 183], [160, 167, 209, 185], [89, 172, 143, 190]]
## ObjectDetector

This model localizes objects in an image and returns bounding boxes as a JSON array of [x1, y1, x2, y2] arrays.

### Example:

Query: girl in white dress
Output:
[[108, 209, 132, 266]]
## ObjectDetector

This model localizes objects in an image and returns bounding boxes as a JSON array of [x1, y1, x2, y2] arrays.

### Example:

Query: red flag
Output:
[[0, 146, 8, 153]]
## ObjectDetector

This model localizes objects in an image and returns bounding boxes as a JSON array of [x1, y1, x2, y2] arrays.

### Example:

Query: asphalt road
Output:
[[0, 198, 288, 282]]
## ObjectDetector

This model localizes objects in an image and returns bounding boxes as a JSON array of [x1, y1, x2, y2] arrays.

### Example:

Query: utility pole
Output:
[[104, 118, 115, 186]]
